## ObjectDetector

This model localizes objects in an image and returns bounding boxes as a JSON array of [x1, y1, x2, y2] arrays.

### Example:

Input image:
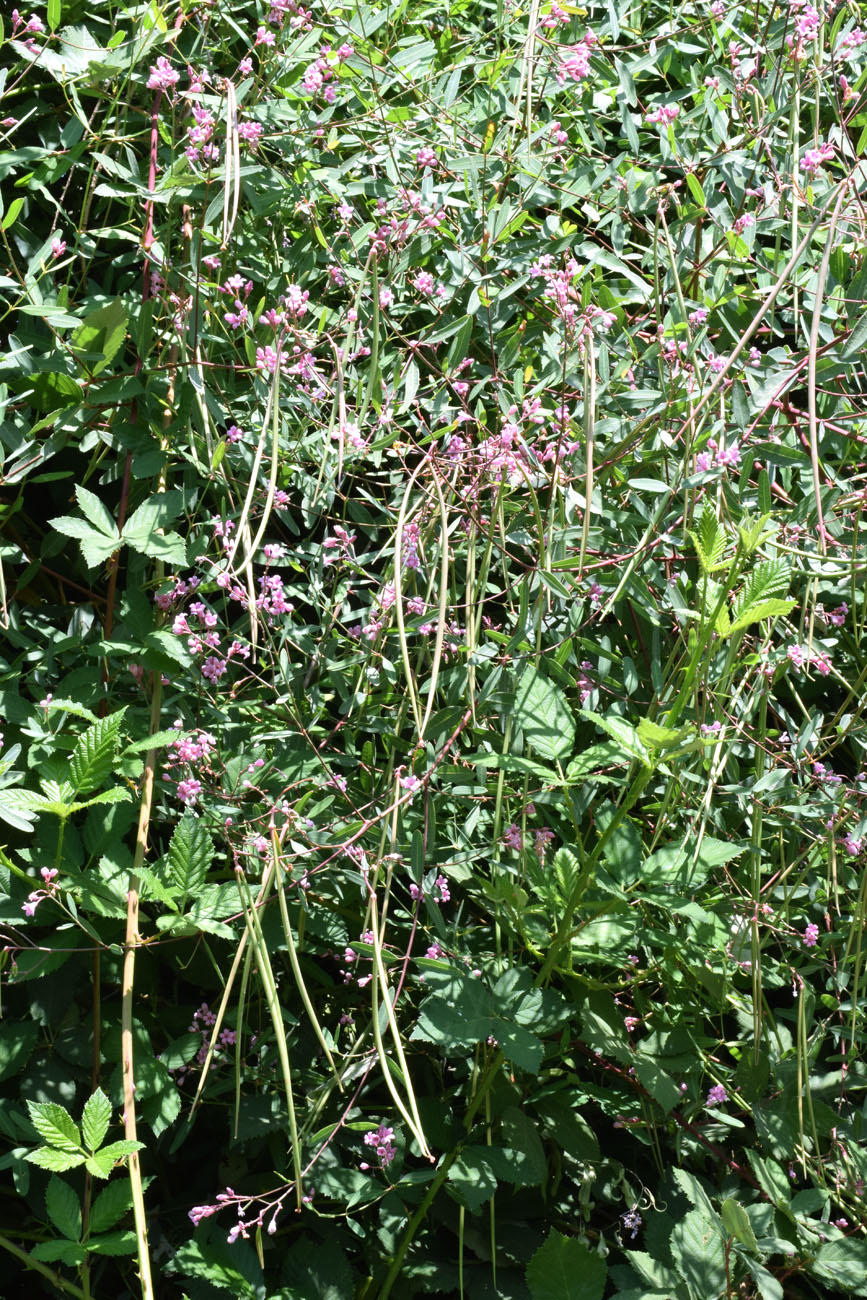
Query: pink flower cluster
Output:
[[787, 644, 832, 676], [645, 104, 679, 125], [556, 33, 596, 83], [22, 867, 59, 917], [801, 141, 835, 174], [362, 1124, 396, 1169], [695, 439, 740, 472], [147, 56, 181, 91]]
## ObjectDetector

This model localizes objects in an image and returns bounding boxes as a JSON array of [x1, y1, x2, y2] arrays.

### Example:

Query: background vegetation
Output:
[[2, 0, 867, 1295]]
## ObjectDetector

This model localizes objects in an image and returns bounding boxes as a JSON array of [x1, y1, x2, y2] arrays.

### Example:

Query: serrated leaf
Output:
[[77, 787, 132, 809], [85, 1152, 116, 1179], [810, 1239, 867, 1296], [730, 560, 791, 629], [514, 665, 575, 763], [45, 1175, 82, 1241], [0, 1024, 39, 1082], [636, 719, 690, 750], [26, 1101, 81, 1153], [96, 1139, 144, 1161], [167, 814, 215, 898], [689, 504, 729, 574], [670, 1209, 726, 1297], [74, 485, 117, 537], [447, 1147, 498, 1211], [579, 711, 650, 768], [88, 1178, 135, 1234], [720, 1197, 757, 1252], [25, 1148, 86, 1172], [728, 598, 796, 635], [70, 709, 127, 796], [526, 1229, 606, 1300], [86, 1229, 138, 1256], [70, 298, 127, 376], [122, 729, 185, 757], [81, 1089, 111, 1153], [31, 1239, 87, 1266]]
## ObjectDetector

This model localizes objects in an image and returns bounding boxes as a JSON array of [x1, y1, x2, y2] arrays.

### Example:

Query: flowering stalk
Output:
[[122, 675, 162, 1300]]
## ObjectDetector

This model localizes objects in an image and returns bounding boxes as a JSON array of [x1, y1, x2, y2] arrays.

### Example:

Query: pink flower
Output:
[[147, 56, 181, 91], [177, 778, 202, 804], [50, 236, 67, 258], [503, 824, 523, 851], [803, 922, 819, 947], [413, 271, 435, 295], [255, 26, 276, 46], [645, 104, 679, 125], [801, 141, 835, 174], [557, 39, 593, 83], [706, 1083, 728, 1106], [237, 120, 264, 145]]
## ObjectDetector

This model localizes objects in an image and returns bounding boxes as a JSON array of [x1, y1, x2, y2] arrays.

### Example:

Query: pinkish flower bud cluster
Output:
[[22, 867, 60, 917]]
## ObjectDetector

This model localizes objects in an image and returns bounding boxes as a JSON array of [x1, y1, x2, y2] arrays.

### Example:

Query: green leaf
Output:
[[81, 1089, 112, 1153], [526, 1230, 606, 1300], [45, 1175, 82, 1241], [73, 485, 117, 538], [26, 1101, 81, 1153], [514, 665, 575, 762], [447, 1147, 498, 1211], [122, 491, 188, 565], [720, 1198, 757, 1252], [579, 711, 650, 768], [31, 1240, 87, 1266], [88, 1179, 135, 1234], [69, 709, 127, 797], [689, 503, 729, 574], [86, 1229, 138, 1256], [95, 1139, 144, 1161], [47, 0, 61, 31], [634, 1058, 681, 1114], [810, 1238, 867, 1296], [670, 1209, 726, 1298], [166, 1236, 261, 1298], [728, 598, 795, 635], [2, 197, 24, 231], [166, 814, 215, 898], [70, 299, 127, 375], [26, 1148, 86, 1172], [0, 1023, 39, 1083]]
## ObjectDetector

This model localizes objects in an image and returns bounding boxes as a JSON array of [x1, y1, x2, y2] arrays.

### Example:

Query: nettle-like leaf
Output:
[[670, 1208, 726, 1298], [729, 559, 794, 635], [70, 298, 127, 376], [88, 1178, 135, 1235], [526, 1229, 606, 1300], [689, 503, 730, 574], [25, 1147, 86, 1173], [81, 1088, 111, 1153], [166, 814, 215, 899], [69, 709, 127, 797], [26, 1101, 81, 1153], [85, 1140, 144, 1181], [30, 1240, 87, 1266], [86, 1229, 139, 1256], [45, 1175, 82, 1241], [514, 665, 575, 763], [121, 491, 188, 566]]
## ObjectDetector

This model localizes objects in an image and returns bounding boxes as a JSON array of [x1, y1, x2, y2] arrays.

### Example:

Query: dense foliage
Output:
[[2, 0, 867, 1295]]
